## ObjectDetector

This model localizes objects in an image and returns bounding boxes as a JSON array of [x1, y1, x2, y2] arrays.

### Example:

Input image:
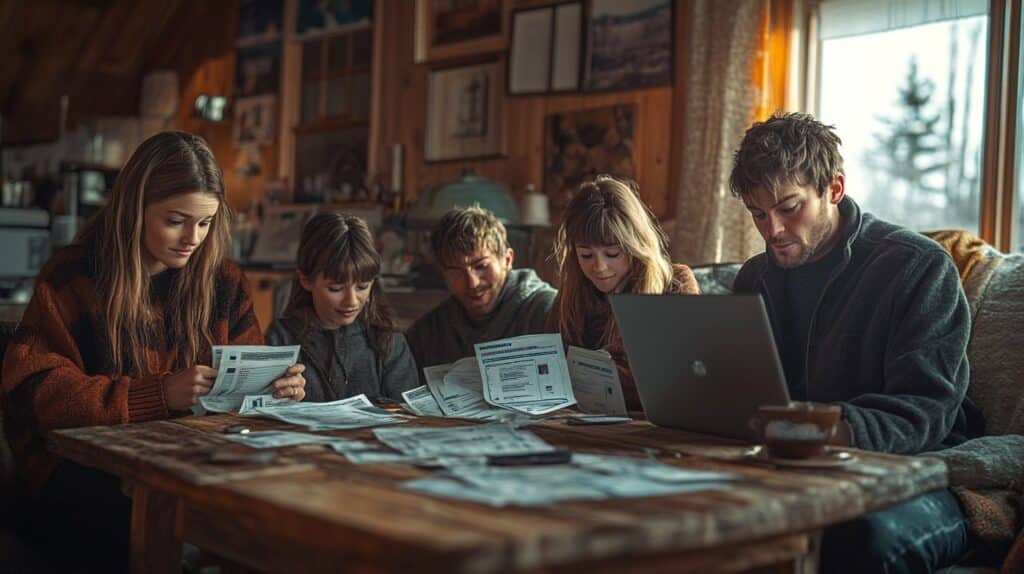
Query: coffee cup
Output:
[[750, 402, 842, 459]]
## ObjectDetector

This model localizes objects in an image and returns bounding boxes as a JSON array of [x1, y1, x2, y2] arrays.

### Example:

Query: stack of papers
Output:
[[199, 345, 300, 413], [239, 393, 409, 431], [222, 430, 374, 452], [403, 453, 737, 507], [373, 423, 554, 458], [423, 359, 520, 421]]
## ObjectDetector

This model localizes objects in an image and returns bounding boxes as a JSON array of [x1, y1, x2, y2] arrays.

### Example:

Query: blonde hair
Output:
[[284, 212, 396, 358], [552, 175, 674, 347], [77, 131, 230, 376], [430, 205, 509, 266]]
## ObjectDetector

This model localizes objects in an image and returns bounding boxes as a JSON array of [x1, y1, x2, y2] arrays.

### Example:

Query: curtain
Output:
[[671, 0, 795, 266]]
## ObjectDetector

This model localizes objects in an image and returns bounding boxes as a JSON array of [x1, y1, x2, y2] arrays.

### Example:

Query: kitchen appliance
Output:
[[0, 207, 51, 303]]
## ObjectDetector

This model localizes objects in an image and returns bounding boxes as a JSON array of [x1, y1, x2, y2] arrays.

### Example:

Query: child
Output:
[[2, 131, 305, 572], [266, 213, 417, 402], [547, 175, 700, 411]]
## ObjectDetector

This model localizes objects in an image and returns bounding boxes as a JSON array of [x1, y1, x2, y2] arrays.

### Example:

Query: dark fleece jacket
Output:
[[1, 244, 263, 493], [733, 196, 983, 454]]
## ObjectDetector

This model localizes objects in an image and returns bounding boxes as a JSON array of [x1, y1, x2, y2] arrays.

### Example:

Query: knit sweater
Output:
[[546, 264, 700, 411], [405, 268, 557, 379], [265, 310, 418, 402], [1, 244, 263, 493]]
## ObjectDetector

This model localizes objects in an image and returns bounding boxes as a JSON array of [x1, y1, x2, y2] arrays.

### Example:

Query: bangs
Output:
[[318, 242, 380, 284], [566, 208, 620, 247]]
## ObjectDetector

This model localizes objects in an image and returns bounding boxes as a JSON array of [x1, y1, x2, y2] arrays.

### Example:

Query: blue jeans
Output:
[[820, 489, 969, 573]]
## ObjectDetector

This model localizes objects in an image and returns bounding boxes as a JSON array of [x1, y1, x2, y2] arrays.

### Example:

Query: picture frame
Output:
[[507, 2, 582, 95], [234, 95, 277, 146], [415, 0, 508, 64], [235, 41, 281, 98], [544, 104, 636, 212], [583, 0, 673, 92], [424, 60, 505, 162]]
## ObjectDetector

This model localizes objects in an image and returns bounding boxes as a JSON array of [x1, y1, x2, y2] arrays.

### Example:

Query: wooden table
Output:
[[47, 414, 947, 574]]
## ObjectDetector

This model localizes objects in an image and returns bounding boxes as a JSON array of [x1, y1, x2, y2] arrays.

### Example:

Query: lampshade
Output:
[[406, 171, 519, 228]]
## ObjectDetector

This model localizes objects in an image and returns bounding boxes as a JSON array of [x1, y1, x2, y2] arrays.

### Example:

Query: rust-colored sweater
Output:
[[547, 264, 700, 411], [0, 245, 263, 493]]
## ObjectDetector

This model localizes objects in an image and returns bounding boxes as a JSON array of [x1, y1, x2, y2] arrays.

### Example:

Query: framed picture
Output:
[[235, 42, 281, 98], [415, 0, 508, 63], [425, 61, 505, 162], [234, 95, 277, 146], [584, 0, 673, 92], [295, 0, 372, 40], [508, 2, 582, 95], [544, 104, 636, 212]]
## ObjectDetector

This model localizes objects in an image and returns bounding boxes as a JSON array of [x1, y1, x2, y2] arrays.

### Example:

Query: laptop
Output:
[[609, 294, 791, 441]]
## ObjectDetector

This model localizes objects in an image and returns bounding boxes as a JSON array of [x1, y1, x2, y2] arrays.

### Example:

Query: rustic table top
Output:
[[48, 413, 947, 573]]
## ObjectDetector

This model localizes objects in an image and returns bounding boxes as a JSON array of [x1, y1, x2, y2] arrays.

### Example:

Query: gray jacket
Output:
[[734, 196, 983, 454], [265, 312, 418, 402], [405, 268, 556, 379]]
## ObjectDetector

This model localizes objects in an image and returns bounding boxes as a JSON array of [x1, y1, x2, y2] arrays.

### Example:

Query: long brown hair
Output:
[[283, 212, 396, 358], [77, 131, 230, 376], [552, 175, 674, 348]]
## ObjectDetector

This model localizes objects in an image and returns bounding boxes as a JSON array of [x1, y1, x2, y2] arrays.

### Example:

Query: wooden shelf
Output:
[[292, 117, 369, 135]]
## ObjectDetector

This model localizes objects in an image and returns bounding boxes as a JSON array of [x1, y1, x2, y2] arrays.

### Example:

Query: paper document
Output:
[[402, 452, 736, 507], [566, 346, 628, 415], [245, 395, 407, 431], [475, 334, 576, 415], [426, 359, 515, 421], [401, 385, 445, 417], [373, 423, 553, 458], [223, 430, 373, 451], [200, 345, 300, 412]]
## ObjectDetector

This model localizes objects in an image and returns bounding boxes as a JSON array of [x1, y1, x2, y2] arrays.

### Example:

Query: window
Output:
[[815, 0, 989, 234]]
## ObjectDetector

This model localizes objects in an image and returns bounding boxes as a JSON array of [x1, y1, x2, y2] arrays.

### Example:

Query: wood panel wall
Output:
[[371, 0, 685, 221]]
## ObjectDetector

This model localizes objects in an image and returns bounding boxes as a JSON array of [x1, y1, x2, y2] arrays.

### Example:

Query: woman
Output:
[[547, 174, 700, 411], [265, 212, 417, 402], [1, 131, 305, 572]]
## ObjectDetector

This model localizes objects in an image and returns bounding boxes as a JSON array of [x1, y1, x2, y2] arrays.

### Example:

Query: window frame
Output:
[[804, 0, 1022, 251]]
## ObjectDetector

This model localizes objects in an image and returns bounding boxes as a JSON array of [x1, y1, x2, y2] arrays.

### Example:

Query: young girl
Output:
[[548, 175, 700, 411], [1, 131, 305, 572], [265, 213, 417, 402]]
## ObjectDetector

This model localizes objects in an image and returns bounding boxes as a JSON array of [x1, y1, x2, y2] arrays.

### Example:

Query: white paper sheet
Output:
[[373, 423, 554, 458], [401, 385, 445, 417], [566, 346, 628, 416], [199, 345, 300, 412], [223, 430, 373, 451], [475, 334, 576, 415], [246, 395, 406, 430], [426, 358, 514, 421]]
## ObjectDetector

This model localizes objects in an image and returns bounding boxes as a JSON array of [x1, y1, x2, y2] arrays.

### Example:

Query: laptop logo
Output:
[[691, 360, 707, 377]]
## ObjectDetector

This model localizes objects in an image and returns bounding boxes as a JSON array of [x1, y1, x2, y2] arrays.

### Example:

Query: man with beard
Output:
[[406, 206, 556, 378], [730, 112, 983, 573]]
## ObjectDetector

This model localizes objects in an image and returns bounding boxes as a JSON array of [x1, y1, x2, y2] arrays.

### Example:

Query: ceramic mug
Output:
[[750, 402, 842, 459]]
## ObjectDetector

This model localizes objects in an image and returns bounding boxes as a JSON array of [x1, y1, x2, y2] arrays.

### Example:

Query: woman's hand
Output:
[[272, 363, 306, 401], [164, 365, 218, 410]]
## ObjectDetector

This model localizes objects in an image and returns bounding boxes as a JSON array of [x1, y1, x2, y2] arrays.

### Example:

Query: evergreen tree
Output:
[[864, 58, 950, 225]]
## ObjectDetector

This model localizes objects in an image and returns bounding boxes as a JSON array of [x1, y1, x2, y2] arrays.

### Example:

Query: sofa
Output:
[[691, 230, 1024, 571]]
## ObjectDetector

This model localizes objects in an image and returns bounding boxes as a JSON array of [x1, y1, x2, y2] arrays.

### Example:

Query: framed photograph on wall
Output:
[[508, 2, 581, 95], [584, 0, 673, 92], [544, 104, 636, 212], [425, 60, 505, 162], [234, 95, 277, 146], [415, 0, 508, 63]]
